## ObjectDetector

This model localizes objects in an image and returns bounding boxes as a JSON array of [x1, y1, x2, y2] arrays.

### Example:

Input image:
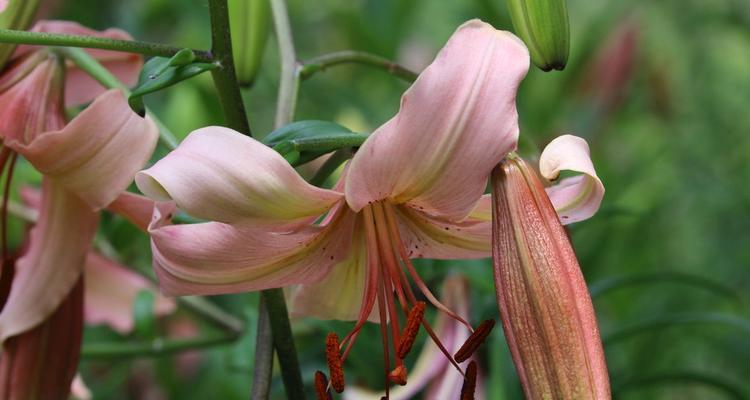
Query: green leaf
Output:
[[604, 312, 750, 346], [133, 290, 156, 340], [262, 120, 368, 166], [613, 371, 747, 399], [128, 50, 217, 115], [589, 271, 742, 303]]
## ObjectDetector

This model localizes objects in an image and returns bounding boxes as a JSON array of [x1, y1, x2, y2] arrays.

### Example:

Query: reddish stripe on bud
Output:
[[325, 332, 345, 393], [454, 319, 495, 363], [491, 159, 610, 399], [396, 301, 425, 359], [314, 370, 332, 400], [460, 360, 478, 400], [388, 364, 407, 386]]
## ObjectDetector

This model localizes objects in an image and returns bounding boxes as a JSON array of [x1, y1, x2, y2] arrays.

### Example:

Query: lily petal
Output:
[[107, 191, 156, 232], [149, 202, 356, 296], [9, 89, 159, 210], [15, 20, 142, 105], [136, 127, 342, 225], [393, 204, 491, 259], [539, 135, 604, 224], [0, 180, 98, 342], [84, 253, 175, 334], [346, 20, 529, 220]]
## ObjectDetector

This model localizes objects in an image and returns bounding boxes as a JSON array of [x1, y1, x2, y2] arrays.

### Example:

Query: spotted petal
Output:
[[539, 135, 605, 224], [136, 127, 342, 226], [346, 20, 529, 220]]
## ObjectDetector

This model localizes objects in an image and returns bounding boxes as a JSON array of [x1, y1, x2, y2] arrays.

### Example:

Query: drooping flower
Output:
[[490, 136, 609, 399], [0, 20, 158, 398], [136, 19, 602, 396]]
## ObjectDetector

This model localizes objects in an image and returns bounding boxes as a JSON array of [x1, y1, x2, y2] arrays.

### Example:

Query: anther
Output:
[[396, 301, 426, 359], [454, 319, 495, 363], [314, 371, 332, 400], [460, 361, 478, 400], [388, 365, 407, 386], [325, 332, 345, 393]]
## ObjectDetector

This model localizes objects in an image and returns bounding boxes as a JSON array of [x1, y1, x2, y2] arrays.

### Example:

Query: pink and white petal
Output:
[[394, 204, 491, 260], [468, 194, 492, 222], [70, 374, 92, 400], [0, 180, 98, 342], [14, 20, 142, 105], [539, 135, 605, 224], [136, 127, 342, 226], [149, 203, 356, 296], [346, 20, 529, 220], [11, 89, 158, 210], [289, 216, 366, 321], [107, 191, 156, 232], [84, 252, 175, 334], [0, 1, 7, 13]]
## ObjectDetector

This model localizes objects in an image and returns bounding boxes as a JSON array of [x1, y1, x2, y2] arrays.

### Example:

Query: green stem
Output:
[[262, 288, 306, 400], [300, 50, 418, 82], [81, 332, 239, 359], [250, 296, 274, 399], [309, 148, 352, 186], [208, 0, 251, 136], [0, 28, 212, 61], [57, 47, 180, 149], [271, 0, 300, 128]]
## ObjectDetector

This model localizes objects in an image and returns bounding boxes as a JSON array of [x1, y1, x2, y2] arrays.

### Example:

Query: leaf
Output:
[[613, 371, 747, 399], [128, 49, 217, 115], [589, 271, 742, 303], [133, 290, 156, 340], [603, 312, 750, 346], [262, 120, 368, 166]]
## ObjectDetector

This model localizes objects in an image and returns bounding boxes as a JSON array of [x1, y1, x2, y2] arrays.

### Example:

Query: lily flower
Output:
[[490, 136, 609, 398], [0, 19, 158, 398], [344, 275, 486, 400]]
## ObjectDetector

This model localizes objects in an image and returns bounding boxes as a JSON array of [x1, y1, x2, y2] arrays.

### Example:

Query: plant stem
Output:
[[250, 296, 274, 399], [208, 0, 251, 136], [271, 0, 300, 128], [0, 28, 212, 62], [300, 50, 418, 82], [262, 288, 306, 400], [309, 148, 352, 186], [57, 47, 180, 149], [81, 332, 239, 359]]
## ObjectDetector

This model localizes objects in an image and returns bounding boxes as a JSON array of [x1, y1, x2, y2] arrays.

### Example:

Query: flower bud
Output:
[[507, 0, 569, 71], [228, 0, 270, 86], [490, 157, 610, 399], [0, 0, 41, 68]]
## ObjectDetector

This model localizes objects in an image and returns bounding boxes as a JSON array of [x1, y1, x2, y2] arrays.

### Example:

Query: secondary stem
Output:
[[300, 50, 418, 82], [271, 0, 300, 128], [0, 28, 212, 61]]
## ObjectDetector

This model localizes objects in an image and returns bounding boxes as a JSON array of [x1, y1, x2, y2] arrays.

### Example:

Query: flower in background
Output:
[[0, 20, 158, 399], [491, 136, 609, 399]]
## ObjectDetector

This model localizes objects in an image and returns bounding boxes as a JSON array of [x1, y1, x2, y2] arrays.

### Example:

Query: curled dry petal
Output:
[[491, 158, 610, 399], [539, 135, 605, 224], [14, 20, 142, 105], [136, 127, 342, 226], [9, 89, 159, 210], [0, 180, 97, 342], [149, 202, 357, 296], [84, 253, 175, 334], [345, 19, 529, 220]]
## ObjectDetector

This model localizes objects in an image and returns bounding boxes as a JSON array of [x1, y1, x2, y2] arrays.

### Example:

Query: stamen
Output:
[[396, 301, 425, 359], [460, 361, 478, 400], [388, 365, 407, 386], [325, 332, 345, 393], [454, 319, 495, 363], [314, 371, 332, 400]]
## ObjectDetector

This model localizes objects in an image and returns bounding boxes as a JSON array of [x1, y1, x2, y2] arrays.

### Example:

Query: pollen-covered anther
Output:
[[388, 365, 408, 386], [460, 360, 478, 400], [325, 332, 345, 393], [314, 370, 332, 400], [396, 301, 426, 359], [454, 319, 495, 363]]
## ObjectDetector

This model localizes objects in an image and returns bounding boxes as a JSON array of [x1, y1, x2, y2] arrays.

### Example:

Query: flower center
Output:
[[316, 201, 493, 399]]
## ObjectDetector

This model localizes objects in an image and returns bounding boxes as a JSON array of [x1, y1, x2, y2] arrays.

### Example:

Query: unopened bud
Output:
[[507, 0, 569, 71], [228, 0, 270, 86], [0, 0, 40, 68]]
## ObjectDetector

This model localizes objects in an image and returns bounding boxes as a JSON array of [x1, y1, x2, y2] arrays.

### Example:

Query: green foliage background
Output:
[[29, 0, 750, 398]]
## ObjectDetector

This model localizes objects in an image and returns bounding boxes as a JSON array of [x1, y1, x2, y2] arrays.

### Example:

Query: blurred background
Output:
[[20, 0, 750, 398]]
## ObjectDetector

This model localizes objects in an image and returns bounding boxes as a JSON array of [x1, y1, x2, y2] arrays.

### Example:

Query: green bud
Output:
[[507, 0, 570, 71], [0, 0, 40, 68], [228, 0, 271, 86]]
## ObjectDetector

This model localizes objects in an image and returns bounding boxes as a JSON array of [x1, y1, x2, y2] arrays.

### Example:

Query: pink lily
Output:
[[344, 276, 486, 400], [0, 19, 158, 398], [136, 19, 602, 395]]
